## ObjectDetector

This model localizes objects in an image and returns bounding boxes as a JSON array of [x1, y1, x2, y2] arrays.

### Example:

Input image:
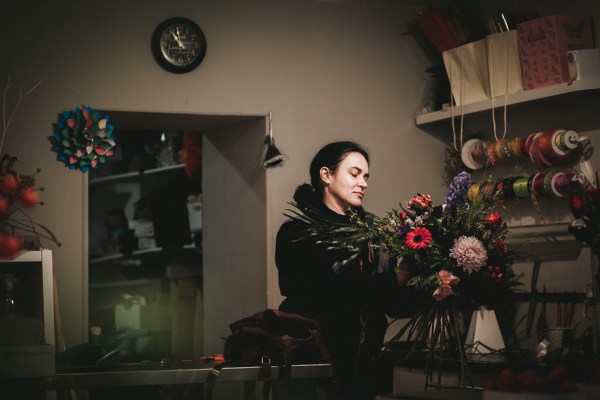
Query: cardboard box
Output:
[[517, 16, 594, 90]]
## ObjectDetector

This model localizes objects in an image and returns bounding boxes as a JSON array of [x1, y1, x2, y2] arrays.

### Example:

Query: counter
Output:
[[1, 361, 333, 399]]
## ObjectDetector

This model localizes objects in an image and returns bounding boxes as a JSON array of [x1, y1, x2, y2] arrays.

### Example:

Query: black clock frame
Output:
[[151, 17, 207, 74]]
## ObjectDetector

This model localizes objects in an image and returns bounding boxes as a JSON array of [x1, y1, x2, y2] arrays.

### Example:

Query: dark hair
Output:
[[309, 141, 370, 196]]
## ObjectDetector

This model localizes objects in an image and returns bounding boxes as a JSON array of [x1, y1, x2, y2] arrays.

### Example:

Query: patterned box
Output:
[[517, 15, 594, 90]]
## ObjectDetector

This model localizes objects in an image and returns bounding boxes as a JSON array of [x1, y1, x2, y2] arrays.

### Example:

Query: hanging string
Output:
[[488, 36, 509, 143], [450, 50, 465, 151], [530, 191, 547, 225], [268, 112, 273, 142]]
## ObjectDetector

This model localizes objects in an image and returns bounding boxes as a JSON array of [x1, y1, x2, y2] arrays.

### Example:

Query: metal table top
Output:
[[41, 362, 333, 389]]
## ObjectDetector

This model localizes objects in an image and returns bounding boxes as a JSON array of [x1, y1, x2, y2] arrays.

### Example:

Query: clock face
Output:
[[152, 18, 207, 73]]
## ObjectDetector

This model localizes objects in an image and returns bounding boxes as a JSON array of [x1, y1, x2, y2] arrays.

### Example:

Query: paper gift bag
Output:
[[487, 30, 523, 97], [517, 15, 594, 90], [443, 39, 490, 106]]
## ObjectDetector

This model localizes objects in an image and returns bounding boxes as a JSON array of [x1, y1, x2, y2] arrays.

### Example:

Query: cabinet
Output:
[[87, 131, 203, 362], [0, 250, 55, 378]]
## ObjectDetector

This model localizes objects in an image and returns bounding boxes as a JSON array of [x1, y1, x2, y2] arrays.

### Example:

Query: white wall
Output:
[[1, 0, 599, 350], [0, 0, 442, 348]]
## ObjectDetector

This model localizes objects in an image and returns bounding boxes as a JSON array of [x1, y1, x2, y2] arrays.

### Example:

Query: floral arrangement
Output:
[[50, 105, 116, 173], [286, 171, 522, 385], [373, 172, 521, 306]]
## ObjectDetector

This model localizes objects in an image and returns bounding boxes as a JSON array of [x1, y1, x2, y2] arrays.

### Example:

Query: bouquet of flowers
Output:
[[286, 171, 522, 385]]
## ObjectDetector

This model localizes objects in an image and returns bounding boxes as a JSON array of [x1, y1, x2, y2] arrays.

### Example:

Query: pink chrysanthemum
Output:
[[405, 227, 432, 250], [449, 236, 487, 274]]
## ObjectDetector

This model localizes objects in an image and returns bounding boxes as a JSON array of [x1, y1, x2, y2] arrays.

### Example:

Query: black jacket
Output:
[[275, 186, 398, 398]]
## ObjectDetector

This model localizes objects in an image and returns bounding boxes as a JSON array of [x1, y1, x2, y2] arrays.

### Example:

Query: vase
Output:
[[464, 306, 505, 355]]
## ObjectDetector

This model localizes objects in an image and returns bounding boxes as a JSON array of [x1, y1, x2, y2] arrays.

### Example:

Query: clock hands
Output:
[[170, 28, 185, 49]]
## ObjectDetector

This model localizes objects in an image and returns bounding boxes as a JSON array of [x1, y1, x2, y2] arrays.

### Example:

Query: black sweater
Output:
[[275, 186, 398, 396]]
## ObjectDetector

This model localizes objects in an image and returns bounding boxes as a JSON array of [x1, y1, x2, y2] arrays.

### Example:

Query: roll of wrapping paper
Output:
[[458, 133, 581, 170], [528, 129, 582, 168], [527, 132, 554, 168], [530, 172, 547, 196], [496, 176, 518, 199], [540, 128, 579, 157], [468, 182, 480, 202], [512, 176, 530, 197], [551, 171, 585, 197]]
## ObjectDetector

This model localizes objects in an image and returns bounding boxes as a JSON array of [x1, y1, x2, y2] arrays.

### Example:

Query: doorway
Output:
[[85, 111, 268, 360]]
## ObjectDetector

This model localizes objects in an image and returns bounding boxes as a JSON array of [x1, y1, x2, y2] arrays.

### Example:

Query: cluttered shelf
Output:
[[415, 76, 600, 126]]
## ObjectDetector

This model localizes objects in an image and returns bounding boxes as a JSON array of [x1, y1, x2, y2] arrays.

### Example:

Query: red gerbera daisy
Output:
[[405, 227, 432, 250]]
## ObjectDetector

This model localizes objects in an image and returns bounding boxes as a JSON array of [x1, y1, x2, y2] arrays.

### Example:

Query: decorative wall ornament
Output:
[[50, 105, 116, 173]]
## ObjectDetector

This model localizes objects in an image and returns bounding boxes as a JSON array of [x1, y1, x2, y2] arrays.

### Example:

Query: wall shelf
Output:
[[89, 164, 184, 185], [89, 244, 198, 265], [415, 77, 600, 126]]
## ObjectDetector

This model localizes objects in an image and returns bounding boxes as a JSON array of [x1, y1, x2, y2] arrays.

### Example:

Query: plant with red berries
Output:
[[0, 155, 59, 258], [1, 76, 59, 258]]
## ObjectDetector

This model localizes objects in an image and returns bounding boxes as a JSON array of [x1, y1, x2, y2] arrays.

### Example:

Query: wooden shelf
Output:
[[415, 77, 600, 126]]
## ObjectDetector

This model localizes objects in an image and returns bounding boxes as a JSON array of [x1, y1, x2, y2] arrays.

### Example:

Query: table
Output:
[[3, 362, 333, 400], [376, 388, 483, 400]]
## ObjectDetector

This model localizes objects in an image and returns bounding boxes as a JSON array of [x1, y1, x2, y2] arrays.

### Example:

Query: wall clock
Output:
[[151, 17, 207, 74]]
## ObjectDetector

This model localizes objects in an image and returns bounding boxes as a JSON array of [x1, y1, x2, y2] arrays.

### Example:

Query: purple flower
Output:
[[396, 224, 409, 237], [444, 172, 471, 212], [449, 235, 487, 274]]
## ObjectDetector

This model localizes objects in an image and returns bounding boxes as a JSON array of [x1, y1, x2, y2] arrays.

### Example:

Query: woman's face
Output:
[[321, 151, 369, 214]]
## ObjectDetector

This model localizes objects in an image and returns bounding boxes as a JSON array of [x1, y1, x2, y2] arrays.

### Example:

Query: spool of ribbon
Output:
[[512, 177, 530, 198], [527, 129, 583, 168]]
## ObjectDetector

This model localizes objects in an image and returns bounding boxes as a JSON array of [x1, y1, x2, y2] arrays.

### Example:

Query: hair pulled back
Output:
[[293, 141, 370, 205], [309, 141, 370, 197]]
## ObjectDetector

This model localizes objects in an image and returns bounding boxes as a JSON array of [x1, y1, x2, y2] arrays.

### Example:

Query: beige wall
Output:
[[1, 0, 599, 350], [1, 0, 444, 348]]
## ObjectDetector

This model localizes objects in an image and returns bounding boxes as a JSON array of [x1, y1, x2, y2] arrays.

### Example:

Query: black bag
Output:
[[206, 309, 332, 400], [223, 309, 331, 366]]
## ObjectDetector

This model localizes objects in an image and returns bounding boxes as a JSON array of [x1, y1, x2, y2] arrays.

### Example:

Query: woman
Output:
[[275, 141, 409, 399]]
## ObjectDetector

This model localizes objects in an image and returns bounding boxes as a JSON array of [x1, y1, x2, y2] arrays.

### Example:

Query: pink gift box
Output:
[[517, 15, 594, 90]]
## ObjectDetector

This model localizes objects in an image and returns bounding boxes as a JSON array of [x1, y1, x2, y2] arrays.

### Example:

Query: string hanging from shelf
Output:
[[449, 49, 465, 151], [488, 35, 509, 143]]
